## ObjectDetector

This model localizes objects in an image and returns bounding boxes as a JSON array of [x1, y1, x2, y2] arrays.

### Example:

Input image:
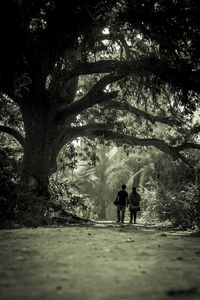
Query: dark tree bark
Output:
[[19, 99, 66, 196]]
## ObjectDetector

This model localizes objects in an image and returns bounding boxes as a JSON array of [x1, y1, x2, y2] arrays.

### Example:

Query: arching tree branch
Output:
[[58, 123, 110, 151], [54, 73, 123, 123], [175, 143, 200, 151], [0, 125, 25, 148], [64, 58, 200, 93], [69, 124, 200, 164], [104, 100, 182, 127], [64, 60, 123, 81]]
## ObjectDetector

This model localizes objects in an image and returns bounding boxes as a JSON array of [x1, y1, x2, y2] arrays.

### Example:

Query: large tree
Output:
[[0, 0, 200, 198]]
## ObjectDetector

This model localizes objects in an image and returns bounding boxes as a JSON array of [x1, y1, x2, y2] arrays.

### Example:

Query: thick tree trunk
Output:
[[23, 142, 51, 197], [22, 128, 59, 197], [15, 73, 78, 224], [17, 107, 62, 225], [21, 101, 61, 197]]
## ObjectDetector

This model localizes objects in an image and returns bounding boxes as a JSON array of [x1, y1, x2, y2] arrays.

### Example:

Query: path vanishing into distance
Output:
[[0, 221, 200, 300]]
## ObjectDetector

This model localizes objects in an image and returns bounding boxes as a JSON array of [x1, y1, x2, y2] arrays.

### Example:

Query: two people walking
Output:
[[115, 185, 141, 224]]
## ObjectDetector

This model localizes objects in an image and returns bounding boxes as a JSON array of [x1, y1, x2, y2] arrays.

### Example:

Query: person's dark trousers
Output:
[[117, 209, 120, 222], [121, 208, 125, 223], [117, 205, 126, 222], [130, 210, 137, 223]]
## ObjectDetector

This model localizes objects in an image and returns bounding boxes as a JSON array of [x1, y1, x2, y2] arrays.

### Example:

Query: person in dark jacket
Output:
[[116, 184, 128, 223], [128, 186, 141, 224]]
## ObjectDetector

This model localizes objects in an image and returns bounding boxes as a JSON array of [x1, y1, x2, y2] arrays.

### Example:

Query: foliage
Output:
[[0, 94, 24, 131], [160, 183, 199, 229], [139, 154, 200, 228], [49, 178, 92, 219], [48, 141, 99, 218], [137, 186, 158, 224], [0, 133, 23, 223], [144, 181, 199, 229], [14, 191, 48, 227]]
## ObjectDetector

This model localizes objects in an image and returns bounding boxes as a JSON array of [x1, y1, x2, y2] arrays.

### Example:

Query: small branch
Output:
[[106, 100, 182, 127], [64, 60, 125, 81], [175, 143, 200, 151], [70, 124, 111, 139], [118, 35, 132, 60], [0, 125, 25, 148]]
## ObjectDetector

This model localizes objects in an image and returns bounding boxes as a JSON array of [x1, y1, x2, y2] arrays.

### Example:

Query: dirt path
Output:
[[0, 222, 200, 300]]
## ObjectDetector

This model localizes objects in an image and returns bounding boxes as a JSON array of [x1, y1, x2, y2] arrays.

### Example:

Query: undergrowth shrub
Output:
[[154, 183, 199, 229], [138, 186, 160, 224], [0, 147, 21, 225], [140, 181, 199, 229], [14, 190, 48, 227], [49, 178, 92, 219]]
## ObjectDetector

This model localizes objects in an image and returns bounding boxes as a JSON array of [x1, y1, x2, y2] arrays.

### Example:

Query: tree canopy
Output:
[[0, 0, 200, 198]]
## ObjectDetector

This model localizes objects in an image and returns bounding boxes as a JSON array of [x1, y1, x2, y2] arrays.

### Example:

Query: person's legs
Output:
[[130, 209, 133, 223], [117, 205, 121, 222], [134, 212, 137, 224], [121, 206, 125, 223], [117, 209, 120, 222]]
